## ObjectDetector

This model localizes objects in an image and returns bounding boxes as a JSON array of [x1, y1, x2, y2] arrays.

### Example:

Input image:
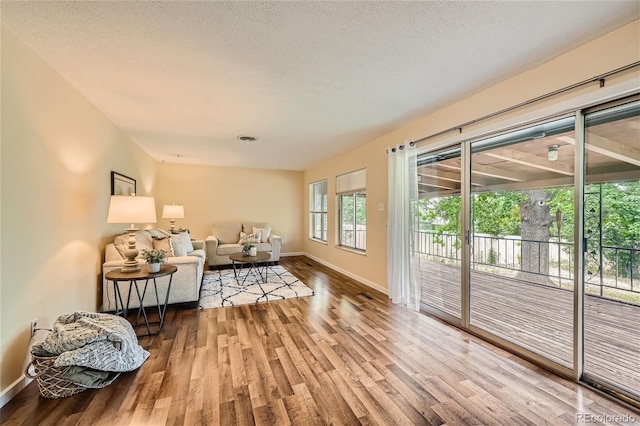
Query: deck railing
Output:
[[414, 230, 639, 296], [340, 229, 366, 250], [589, 245, 639, 296]]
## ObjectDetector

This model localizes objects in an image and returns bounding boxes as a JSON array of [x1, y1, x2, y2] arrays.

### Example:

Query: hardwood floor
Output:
[[2, 256, 638, 425], [420, 259, 640, 390]]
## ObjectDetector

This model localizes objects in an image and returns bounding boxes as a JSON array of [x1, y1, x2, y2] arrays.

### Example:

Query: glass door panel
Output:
[[583, 100, 640, 397], [416, 144, 462, 318], [470, 117, 575, 368]]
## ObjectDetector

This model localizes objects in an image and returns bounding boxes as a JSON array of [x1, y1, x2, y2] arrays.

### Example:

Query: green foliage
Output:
[[417, 191, 525, 237], [600, 181, 640, 249], [588, 182, 640, 277], [487, 248, 498, 266], [417, 182, 639, 277], [340, 193, 366, 226], [418, 196, 461, 233], [472, 192, 525, 236], [140, 249, 167, 264], [544, 187, 574, 240]]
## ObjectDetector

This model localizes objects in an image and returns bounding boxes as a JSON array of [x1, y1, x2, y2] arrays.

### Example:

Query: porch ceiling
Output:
[[418, 111, 640, 197]]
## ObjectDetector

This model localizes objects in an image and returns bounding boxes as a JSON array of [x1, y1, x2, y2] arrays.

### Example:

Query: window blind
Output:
[[336, 168, 366, 194]]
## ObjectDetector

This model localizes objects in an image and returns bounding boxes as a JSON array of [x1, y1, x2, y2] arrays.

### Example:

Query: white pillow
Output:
[[253, 227, 271, 243], [170, 231, 194, 257], [239, 231, 261, 244]]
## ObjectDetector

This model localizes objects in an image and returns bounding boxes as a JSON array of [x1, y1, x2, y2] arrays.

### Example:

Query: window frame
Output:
[[338, 190, 366, 252], [309, 179, 328, 243]]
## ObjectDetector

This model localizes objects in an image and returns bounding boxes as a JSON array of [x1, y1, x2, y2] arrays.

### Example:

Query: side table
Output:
[[104, 264, 177, 337]]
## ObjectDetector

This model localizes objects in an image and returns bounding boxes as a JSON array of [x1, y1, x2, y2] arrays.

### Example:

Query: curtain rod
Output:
[[410, 61, 640, 147], [387, 141, 415, 154]]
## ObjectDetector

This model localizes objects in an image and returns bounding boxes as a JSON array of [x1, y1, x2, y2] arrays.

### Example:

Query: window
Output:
[[337, 169, 366, 251], [309, 180, 327, 242]]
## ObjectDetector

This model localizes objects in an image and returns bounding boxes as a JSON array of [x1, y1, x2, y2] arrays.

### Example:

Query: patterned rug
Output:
[[199, 265, 314, 309]]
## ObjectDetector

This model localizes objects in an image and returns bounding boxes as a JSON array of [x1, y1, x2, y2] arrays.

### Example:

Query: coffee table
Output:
[[228, 251, 271, 285]]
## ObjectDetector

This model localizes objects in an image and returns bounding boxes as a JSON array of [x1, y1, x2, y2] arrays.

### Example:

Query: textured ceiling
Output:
[[1, 2, 638, 170]]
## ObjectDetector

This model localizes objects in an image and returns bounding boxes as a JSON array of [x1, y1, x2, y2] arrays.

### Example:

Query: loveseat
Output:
[[102, 228, 206, 310], [205, 222, 281, 268]]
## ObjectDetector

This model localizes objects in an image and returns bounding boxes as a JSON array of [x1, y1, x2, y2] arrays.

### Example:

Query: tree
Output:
[[418, 195, 461, 233], [417, 182, 639, 281], [586, 181, 640, 278], [545, 187, 574, 241], [516, 190, 554, 284], [472, 192, 524, 236]]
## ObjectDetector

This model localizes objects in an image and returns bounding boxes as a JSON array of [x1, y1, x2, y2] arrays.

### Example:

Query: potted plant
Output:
[[242, 243, 256, 257], [140, 249, 168, 273]]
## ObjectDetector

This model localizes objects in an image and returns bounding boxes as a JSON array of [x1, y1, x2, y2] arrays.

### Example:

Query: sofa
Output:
[[102, 228, 206, 310], [206, 222, 281, 268]]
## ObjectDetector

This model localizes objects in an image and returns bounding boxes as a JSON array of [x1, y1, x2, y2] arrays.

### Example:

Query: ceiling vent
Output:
[[237, 135, 257, 143]]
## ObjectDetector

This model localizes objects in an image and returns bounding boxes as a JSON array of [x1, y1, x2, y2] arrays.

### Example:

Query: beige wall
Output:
[[304, 20, 640, 292], [154, 163, 304, 252], [305, 144, 389, 293], [1, 16, 638, 403], [0, 25, 158, 396], [0, 24, 305, 400]]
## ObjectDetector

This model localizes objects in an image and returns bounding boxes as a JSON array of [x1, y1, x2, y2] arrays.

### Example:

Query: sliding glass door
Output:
[[414, 95, 640, 405], [583, 99, 640, 398], [416, 144, 462, 320], [469, 117, 576, 368]]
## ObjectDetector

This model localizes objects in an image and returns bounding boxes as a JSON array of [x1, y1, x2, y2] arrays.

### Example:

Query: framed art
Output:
[[111, 171, 136, 196]]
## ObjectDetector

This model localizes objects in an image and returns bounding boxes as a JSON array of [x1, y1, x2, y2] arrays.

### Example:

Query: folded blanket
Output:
[[32, 312, 149, 373], [62, 366, 121, 389]]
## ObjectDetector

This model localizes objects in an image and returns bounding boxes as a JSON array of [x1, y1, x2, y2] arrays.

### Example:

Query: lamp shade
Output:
[[162, 204, 185, 219], [107, 195, 157, 224]]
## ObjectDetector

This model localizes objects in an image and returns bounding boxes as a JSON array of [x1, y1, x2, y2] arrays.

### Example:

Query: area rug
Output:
[[199, 265, 314, 309]]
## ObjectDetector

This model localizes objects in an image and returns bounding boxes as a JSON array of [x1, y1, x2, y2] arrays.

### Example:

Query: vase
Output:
[[148, 263, 161, 273], [249, 247, 257, 256]]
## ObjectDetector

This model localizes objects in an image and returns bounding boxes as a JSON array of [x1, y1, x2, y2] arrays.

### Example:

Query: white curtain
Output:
[[387, 142, 420, 311]]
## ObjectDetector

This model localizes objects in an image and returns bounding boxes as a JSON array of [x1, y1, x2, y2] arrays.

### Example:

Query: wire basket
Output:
[[25, 353, 87, 399]]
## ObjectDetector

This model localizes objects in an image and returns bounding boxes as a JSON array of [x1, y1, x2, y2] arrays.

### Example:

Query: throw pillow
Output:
[[239, 231, 261, 244], [211, 223, 242, 244], [147, 228, 170, 239], [253, 227, 271, 243], [178, 231, 194, 252], [170, 231, 194, 257], [114, 231, 153, 259], [151, 236, 174, 257], [243, 222, 269, 234]]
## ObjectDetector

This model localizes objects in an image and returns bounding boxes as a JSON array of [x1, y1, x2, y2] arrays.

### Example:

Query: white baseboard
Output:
[[281, 252, 305, 257], [302, 253, 388, 295], [1, 374, 29, 408]]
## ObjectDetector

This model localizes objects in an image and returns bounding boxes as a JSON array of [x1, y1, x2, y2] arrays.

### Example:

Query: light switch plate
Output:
[[378, 203, 384, 212]]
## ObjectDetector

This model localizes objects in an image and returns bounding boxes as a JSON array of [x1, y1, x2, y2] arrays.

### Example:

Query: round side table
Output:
[[105, 264, 177, 337]]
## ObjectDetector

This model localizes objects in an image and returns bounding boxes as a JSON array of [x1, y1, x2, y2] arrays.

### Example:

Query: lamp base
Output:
[[121, 227, 141, 273], [121, 263, 141, 273]]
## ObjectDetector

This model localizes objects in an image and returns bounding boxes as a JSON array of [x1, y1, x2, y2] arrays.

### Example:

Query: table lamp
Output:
[[107, 195, 157, 272], [162, 204, 184, 233]]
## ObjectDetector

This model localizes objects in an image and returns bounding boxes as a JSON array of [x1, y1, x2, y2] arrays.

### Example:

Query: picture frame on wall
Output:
[[111, 171, 136, 196]]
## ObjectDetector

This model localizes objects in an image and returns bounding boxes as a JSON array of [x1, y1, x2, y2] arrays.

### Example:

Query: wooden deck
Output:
[[420, 259, 640, 394]]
